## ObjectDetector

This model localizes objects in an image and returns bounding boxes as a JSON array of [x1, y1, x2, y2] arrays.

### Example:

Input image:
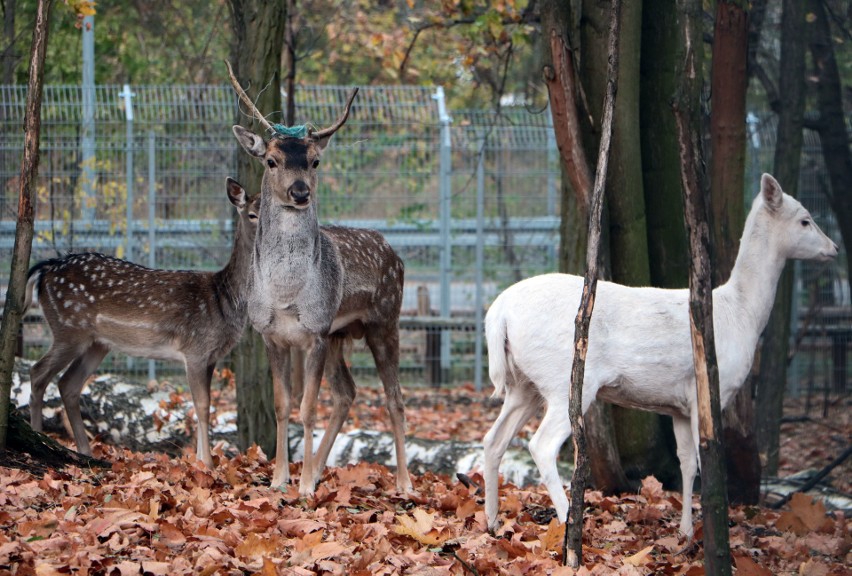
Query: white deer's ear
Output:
[[232, 125, 267, 158], [761, 173, 783, 212], [226, 177, 247, 209]]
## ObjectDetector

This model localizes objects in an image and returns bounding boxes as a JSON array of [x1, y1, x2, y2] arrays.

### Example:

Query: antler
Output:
[[225, 60, 274, 133], [310, 88, 360, 140]]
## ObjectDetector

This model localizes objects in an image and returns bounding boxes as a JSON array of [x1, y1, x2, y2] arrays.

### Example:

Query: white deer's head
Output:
[[755, 173, 838, 262]]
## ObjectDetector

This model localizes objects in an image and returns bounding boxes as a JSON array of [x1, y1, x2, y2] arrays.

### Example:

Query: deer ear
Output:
[[313, 133, 333, 152], [232, 125, 267, 158], [761, 173, 783, 212], [226, 177, 247, 209]]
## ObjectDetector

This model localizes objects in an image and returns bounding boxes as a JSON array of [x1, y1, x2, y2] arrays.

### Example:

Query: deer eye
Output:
[[312, 159, 320, 169], [801, 219, 810, 227], [266, 158, 277, 169]]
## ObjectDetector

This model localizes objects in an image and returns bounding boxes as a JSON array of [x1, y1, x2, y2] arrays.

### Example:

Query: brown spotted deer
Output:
[[24, 178, 260, 466], [228, 71, 412, 495]]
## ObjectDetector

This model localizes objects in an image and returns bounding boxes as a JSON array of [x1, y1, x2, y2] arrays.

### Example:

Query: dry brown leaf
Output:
[[623, 544, 654, 566], [640, 476, 665, 503], [393, 509, 447, 546], [798, 558, 831, 576], [788, 493, 830, 532], [310, 540, 349, 561], [734, 554, 772, 576], [235, 533, 279, 560], [539, 518, 565, 553]]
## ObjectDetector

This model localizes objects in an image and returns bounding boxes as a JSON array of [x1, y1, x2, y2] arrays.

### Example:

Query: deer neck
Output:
[[214, 217, 255, 311], [254, 199, 324, 297], [717, 210, 787, 335]]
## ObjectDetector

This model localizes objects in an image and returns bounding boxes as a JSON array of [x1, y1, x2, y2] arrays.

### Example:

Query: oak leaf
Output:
[[393, 509, 447, 546]]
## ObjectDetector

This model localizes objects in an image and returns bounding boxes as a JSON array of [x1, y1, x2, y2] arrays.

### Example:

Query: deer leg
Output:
[[29, 343, 81, 432], [484, 384, 541, 532], [528, 396, 573, 524], [57, 342, 109, 456], [365, 326, 412, 492], [672, 414, 698, 539], [185, 360, 216, 467], [266, 341, 293, 487], [298, 336, 328, 496], [309, 337, 355, 488]]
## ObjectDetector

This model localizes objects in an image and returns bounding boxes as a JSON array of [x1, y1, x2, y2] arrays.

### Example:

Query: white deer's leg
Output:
[[267, 341, 292, 487], [528, 402, 573, 524], [299, 337, 328, 496], [672, 414, 698, 538], [29, 343, 80, 432], [365, 326, 412, 492], [310, 338, 355, 487], [483, 384, 540, 532], [57, 342, 109, 456], [185, 360, 216, 467]]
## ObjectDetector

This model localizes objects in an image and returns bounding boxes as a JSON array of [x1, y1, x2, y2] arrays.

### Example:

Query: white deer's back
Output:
[[492, 273, 766, 419]]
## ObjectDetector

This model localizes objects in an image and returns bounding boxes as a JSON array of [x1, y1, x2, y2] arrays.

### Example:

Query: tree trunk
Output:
[[563, 3, 621, 565], [0, 0, 52, 452], [2, 0, 15, 83], [542, 0, 630, 495], [808, 0, 852, 305], [227, 0, 286, 457], [581, 0, 680, 488], [641, 0, 690, 290], [674, 0, 732, 567], [756, 0, 807, 477], [710, 0, 760, 506]]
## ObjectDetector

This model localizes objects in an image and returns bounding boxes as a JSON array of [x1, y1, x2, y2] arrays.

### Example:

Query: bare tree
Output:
[[0, 0, 52, 450]]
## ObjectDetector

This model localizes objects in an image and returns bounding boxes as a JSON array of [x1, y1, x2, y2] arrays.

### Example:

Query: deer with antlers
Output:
[[24, 179, 260, 466], [227, 64, 412, 495]]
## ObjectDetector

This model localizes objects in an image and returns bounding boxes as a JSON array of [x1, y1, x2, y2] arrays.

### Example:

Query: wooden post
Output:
[[561, 0, 621, 567], [417, 285, 441, 387]]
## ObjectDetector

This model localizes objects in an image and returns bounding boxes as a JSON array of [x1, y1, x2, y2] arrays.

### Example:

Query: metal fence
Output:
[[0, 85, 848, 395]]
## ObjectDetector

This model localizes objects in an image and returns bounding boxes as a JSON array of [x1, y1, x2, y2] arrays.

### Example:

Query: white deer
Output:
[[483, 173, 838, 537], [25, 179, 260, 466]]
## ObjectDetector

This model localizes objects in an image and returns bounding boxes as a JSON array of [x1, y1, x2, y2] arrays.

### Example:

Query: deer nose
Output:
[[288, 181, 310, 205]]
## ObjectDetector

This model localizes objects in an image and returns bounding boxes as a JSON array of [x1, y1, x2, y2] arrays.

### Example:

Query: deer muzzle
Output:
[[289, 181, 311, 206]]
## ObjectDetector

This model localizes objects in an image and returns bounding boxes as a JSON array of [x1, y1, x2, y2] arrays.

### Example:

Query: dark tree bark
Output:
[[808, 0, 852, 305], [674, 1, 732, 569], [2, 0, 15, 83], [641, 0, 690, 291], [542, 0, 630, 495], [581, 0, 681, 488], [0, 0, 52, 451], [756, 0, 807, 477], [563, 1, 620, 566], [709, 0, 761, 506], [227, 0, 286, 457]]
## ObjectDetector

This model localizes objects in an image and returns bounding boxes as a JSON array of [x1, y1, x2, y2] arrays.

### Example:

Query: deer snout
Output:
[[288, 180, 311, 206]]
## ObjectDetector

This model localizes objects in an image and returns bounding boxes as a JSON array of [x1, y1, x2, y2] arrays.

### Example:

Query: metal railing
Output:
[[0, 86, 847, 394]]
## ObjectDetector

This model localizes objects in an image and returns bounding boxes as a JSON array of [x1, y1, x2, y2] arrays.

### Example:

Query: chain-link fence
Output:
[[1, 85, 848, 396]]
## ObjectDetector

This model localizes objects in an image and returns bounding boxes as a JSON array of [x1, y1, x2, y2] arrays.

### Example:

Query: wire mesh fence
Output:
[[0, 85, 848, 398]]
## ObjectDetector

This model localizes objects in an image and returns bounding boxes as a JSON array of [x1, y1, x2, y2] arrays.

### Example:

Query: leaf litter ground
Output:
[[1, 380, 849, 575]]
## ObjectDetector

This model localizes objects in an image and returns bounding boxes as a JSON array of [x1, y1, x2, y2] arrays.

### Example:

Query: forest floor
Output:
[[1, 378, 849, 575]]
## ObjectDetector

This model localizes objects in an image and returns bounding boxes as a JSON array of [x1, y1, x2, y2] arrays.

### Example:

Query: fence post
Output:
[[474, 139, 485, 392], [80, 16, 96, 221], [433, 87, 453, 384], [120, 84, 135, 262], [147, 130, 157, 383]]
